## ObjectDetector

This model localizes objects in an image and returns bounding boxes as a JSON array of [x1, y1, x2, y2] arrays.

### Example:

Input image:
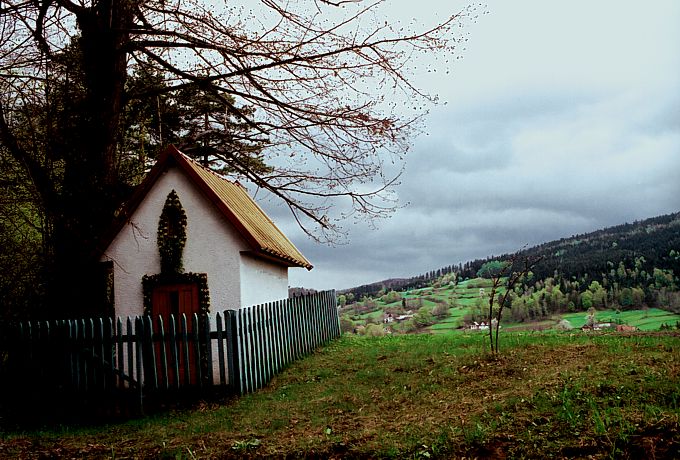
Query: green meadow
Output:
[[2, 332, 678, 458], [344, 278, 680, 335]]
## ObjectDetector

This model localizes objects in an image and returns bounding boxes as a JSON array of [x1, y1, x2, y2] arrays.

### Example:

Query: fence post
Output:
[[135, 316, 145, 414], [239, 309, 248, 393], [233, 310, 244, 394], [71, 320, 81, 391], [259, 305, 269, 386], [282, 299, 292, 367], [321, 291, 331, 342], [313, 293, 322, 347], [258, 305, 268, 387], [293, 296, 301, 357], [143, 316, 158, 391], [324, 291, 332, 340], [192, 313, 203, 388], [250, 306, 260, 391], [95, 318, 104, 391], [168, 315, 180, 390], [256, 304, 266, 388], [80, 320, 89, 391], [267, 303, 275, 381], [202, 313, 213, 386], [216, 312, 226, 385], [180, 314, 191, 386], [115, 318, 124, 390], [275, 300, 284, 372], [224, 310, 237, 392], [157, 316, 169, 390], [303, 295, 312, 354], [104, 318, 114, 391], [298, 296, 312, 356], [330, 290, 340, 338], [247, 306, 258, 392], [126, 317, 135, 391]]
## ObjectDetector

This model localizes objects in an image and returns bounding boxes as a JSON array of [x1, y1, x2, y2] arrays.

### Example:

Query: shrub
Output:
[[555, 319, 573, 331], [365, 315, 379, 325], [364, 299, 377, 309], [399, 319, 417, 333], [432, 303, 450, 319], [381, 290, 402, 304], [365, 323, 386, 337], [340, 317, 354, 334], [413, 307, 435, 327], [404, 298, 423, 309]]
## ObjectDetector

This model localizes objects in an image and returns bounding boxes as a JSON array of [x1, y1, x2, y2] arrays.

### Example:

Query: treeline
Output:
[[466, 256, 679, 324], [456, 212, 680, 283], [343, 212, 680, 310], [342, 265, 463, 299]]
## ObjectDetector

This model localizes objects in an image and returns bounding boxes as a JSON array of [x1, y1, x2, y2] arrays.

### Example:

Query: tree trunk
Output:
[[46, 1, 132, 317]]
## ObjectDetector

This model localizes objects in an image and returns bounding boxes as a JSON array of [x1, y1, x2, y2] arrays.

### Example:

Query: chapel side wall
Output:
[[100, 167, 247, 318], [239, 254, 289, 308]]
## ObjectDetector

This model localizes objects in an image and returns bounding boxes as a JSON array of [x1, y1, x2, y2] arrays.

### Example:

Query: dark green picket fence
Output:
[[0, 291, 339, 413], [231, 290, 340, 393]]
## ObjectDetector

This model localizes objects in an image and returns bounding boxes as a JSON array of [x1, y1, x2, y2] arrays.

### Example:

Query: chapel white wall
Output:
[[239, 254, 289, 308], [101, 167, 248, 318]]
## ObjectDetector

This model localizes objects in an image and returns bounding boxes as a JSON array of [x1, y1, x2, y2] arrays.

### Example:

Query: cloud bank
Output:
[[261, 1, 680, 290]]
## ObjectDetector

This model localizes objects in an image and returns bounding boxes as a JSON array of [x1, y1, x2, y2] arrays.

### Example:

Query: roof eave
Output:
[[242, 249, 314, 270]]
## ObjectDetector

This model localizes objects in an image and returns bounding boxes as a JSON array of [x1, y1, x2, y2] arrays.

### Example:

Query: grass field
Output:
[[345, 279, 680, 336], [562, 308, 680, 330], [429, 308, 469, 332], [346, 278, 487, 328], [1, 332, 678, 459]]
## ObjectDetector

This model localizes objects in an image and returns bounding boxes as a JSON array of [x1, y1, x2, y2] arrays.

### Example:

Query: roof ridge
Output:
[[178, 152, 244, 188]]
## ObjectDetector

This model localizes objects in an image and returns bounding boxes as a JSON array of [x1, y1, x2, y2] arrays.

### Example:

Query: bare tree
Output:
[[0, 0, 476, 313], [479, 253, 543, 354]]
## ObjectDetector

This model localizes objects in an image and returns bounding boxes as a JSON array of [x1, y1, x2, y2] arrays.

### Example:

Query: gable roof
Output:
[[105, 145, 312, 270]]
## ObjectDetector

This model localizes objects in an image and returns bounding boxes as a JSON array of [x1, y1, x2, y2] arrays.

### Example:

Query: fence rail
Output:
[[0, 291, 339, 413]]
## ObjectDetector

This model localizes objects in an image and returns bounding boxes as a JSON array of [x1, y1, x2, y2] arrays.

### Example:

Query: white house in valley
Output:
[[99, 145, 313, 320]]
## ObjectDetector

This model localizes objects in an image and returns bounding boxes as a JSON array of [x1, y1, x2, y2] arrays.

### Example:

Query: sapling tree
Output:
[[477, 253, 543, 354], [585, 307, 596, 327]]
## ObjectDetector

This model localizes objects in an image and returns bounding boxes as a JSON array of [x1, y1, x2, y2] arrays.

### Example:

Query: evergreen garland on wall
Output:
[[142, 189, 211, 316], [157, 189, 187, 274]]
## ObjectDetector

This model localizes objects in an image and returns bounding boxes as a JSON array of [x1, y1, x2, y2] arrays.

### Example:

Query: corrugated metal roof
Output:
[[173, 148, 313, 270]]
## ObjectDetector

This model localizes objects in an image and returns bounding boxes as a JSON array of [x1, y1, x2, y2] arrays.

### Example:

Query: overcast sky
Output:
[[261, 0, 680, 291]]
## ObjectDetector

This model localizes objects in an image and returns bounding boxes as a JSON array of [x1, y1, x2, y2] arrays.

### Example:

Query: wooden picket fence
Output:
[[0, 291, 339, 414]]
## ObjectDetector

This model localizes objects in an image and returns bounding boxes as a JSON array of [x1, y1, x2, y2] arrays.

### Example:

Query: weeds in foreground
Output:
[[0, 332, 678, 458]]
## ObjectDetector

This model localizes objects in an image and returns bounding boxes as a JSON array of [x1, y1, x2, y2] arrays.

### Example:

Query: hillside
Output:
[[338, 212, 680, 336], [343, 211, 680, 299], [514, 211, 680, 281], [339, 275, 680, 336]]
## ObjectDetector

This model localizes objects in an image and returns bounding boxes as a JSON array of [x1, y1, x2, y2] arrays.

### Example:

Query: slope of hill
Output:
[[517, 211, 680, 281], [343, 211, 680, 299]]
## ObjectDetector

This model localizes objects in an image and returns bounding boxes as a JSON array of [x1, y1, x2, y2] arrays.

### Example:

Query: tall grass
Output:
[[2, 332, 678, 459]]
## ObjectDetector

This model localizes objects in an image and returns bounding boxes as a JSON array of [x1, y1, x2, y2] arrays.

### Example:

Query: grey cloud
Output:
[[278, 1, 680, 291]]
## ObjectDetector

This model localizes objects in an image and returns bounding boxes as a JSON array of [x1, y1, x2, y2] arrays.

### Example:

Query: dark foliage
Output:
[[344, 212, 680, 302]]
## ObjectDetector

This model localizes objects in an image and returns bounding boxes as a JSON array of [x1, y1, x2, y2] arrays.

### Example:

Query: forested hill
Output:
[[514, 212, 680, 281], [344, 211, 680, 298]]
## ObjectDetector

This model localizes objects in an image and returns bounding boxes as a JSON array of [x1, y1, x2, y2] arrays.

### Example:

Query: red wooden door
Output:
[[151, 283, 199, 386]]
